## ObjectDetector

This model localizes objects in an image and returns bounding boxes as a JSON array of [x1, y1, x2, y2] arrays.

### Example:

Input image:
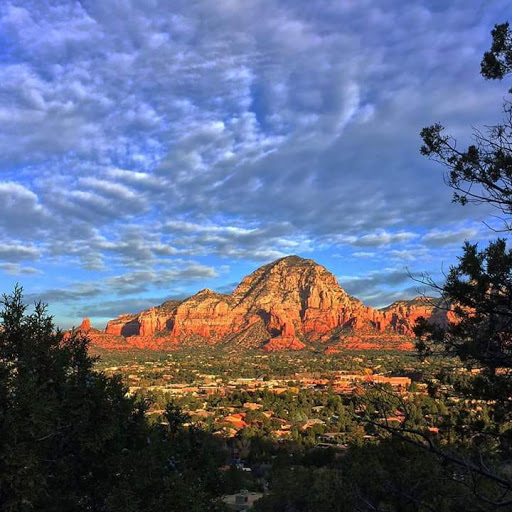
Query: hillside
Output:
[[79, 256, 447, 351]]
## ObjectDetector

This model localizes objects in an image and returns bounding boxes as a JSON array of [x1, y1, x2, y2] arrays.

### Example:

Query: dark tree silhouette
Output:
[[481, 23, 512, 83], [421, 22, 512, 230], [354, 21, 512, 511], [0, 286, 226, 512]]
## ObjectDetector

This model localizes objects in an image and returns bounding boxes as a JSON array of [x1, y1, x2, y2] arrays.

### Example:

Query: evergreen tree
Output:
[[345, 21, 512, 510], [411, 20, 512, 508], [0, 286, 226, 512]]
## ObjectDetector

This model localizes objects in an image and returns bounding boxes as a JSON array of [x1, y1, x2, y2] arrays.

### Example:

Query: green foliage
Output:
[[0, 287, 226, 512], [421, 22, 512, 222], [420, 110, 512, 218], [416, 239, 512, 370], [254, 466, 347, 512], [164, 400, 190, 437], [255, 438, 483, 512], [221, 465, 257, 494], [408, 19, 512, 509], [322, 20, 512, 510], [481, 23, 512, 84]]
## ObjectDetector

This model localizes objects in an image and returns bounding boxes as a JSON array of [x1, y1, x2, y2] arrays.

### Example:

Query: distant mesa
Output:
[[80, 255, 448, 352]]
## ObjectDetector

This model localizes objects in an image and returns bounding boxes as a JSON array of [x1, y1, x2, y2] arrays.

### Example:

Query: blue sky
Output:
[[0, 0, 510, 328]]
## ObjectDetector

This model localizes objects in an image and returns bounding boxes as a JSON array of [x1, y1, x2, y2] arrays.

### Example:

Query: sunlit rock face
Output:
[[78, 318, 91, 332], [84, 256, 449, 351]]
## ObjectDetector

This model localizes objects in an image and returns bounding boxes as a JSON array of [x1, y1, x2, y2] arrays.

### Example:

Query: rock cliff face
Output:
[[378, 297, 446, 335], [79, 318, 91, 332], [84, 256, 450, 351]]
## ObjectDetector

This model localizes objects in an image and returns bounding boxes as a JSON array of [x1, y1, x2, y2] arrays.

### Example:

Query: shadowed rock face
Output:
[[84, 256, 447, 351]]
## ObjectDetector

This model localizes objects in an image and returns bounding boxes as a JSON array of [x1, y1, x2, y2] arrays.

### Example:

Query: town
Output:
[[92, 348, 486, 509], [95, 349, 473, 439]]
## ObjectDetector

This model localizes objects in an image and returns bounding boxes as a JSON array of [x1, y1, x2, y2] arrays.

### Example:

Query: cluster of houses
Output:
[[125, 372, 412, 398], [103, 361, 417, 443]]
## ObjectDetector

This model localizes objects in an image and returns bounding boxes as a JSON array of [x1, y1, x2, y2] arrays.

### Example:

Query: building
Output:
[[223, 490, 263, 511]]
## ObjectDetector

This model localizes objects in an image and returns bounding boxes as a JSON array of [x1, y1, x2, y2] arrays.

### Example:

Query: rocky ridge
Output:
[[79, 256, 448, 352]]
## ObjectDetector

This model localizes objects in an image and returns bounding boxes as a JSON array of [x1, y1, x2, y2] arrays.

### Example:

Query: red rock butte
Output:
[[79, 255, 449, 352]]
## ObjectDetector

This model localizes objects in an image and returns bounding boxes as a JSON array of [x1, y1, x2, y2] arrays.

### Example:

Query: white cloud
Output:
[[0, 182, 48, 237], [335, 230, 419, 248], [353, 252, 376, 259], [0, 263, 42, 275], [0, 0, 508, 321], [0, 243, 39, 261], [422, 227, 479, 247]]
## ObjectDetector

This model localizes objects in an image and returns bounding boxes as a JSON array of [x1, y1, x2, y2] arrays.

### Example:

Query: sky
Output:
[[0, 0, 510, 328]]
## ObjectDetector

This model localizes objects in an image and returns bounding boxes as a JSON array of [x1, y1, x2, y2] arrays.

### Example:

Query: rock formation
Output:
[[377, 297, 445, 335], [78, 318, 91, 332], [82, 256, 450, 351]]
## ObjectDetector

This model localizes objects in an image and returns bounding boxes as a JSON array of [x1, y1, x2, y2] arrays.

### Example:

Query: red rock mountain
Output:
[[82, 256, 447, 351]]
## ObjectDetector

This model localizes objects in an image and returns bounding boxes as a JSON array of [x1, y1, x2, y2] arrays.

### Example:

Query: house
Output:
[[295, 418, 325, 431], [214, 427, 239, 438], [243, 402, 262, 410], [272, 429, 292, 438], [223, 413, 248, 429], [223, 490, 263, 511]]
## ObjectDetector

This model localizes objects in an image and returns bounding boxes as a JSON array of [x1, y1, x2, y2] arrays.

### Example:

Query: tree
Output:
[[408, 20, 512, 508], [421, 22, 512, 231], [481, 23, 512, 83], [417, 20, 512, 380], [416, 239, 512, 369], [0, 287, 226, 512], [348, 22, 512, 511], [164, 400, 190, 438]]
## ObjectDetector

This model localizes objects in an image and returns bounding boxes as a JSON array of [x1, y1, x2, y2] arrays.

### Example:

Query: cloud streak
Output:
[[0, 0, 508, 325]]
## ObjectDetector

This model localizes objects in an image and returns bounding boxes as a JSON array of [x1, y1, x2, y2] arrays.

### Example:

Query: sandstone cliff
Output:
[[83, 256, 449, 351]]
